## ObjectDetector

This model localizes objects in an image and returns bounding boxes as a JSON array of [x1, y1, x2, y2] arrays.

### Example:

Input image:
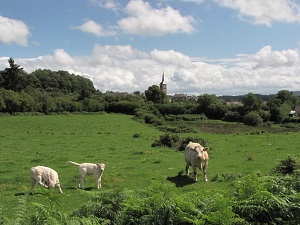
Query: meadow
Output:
[[0, 113, 300, 221]]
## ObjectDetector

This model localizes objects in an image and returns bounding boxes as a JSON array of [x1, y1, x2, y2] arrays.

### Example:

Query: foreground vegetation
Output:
[[1, 114, 300, 224]]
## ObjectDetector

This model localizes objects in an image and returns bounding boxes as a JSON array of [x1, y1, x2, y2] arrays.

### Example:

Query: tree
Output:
[[275, 90, 298, 105], [267, 90, 300, 122], [1, 57, 24, 91], [197, 94, 227, 119], [206, 103, 228, 119], [145, 85, 166, 103], [243, 111, 263, 126], [242, 93, 262, 114]]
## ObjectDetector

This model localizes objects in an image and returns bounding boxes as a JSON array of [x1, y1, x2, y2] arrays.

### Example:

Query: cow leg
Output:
[[31, 178, 37, 192], [36, 176, 49, 189], [202, 163, 208, 182], [96, 176, 101, 189], [78, 175, 85, 189], [56, 183, 63, 193], [192, 165, 197, 181], [185, 164, 190, 176]]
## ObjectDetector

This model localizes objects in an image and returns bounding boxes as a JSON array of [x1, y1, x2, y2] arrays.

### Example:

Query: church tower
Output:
[[159, 71, 167, 94]]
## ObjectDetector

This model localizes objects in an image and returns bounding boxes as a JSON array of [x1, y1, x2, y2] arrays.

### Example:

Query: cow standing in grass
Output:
[[30, 166, 63, 193], [67, 161, 108, 189], [185, 141, 209, 182]]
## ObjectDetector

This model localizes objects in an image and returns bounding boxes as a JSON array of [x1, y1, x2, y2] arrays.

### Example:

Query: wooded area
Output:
[[1, 58, 299, 126]]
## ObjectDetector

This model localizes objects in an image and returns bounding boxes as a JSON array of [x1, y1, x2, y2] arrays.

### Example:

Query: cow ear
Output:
[[105, 162, 108, 166], [203, 147, 209, 151]]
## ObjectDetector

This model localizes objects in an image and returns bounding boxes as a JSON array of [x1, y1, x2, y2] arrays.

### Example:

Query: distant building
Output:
[[159, 72, 167, 94], [294, 106, 300, 116], [172, 93, 188, 102], [226, 101, 244, 107]]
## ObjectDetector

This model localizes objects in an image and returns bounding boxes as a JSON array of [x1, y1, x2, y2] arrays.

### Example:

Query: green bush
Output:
[[223, 111, 241, 122], [243, 112, 263, 126], [232, 173, 296, 224], [271, 155, 300, 175], [177, 136, 207, 151], [151, 133, 180, 148]]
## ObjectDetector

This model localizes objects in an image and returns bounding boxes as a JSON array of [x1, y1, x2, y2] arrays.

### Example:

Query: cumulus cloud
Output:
[[73, 20, 116, 36], [214, 0, 300, 26], [118, 0, 196, 36], [89, 0, 121, 11], [1, 44, 300, 96], [252, 46, 300, 68], [0, 15, 30, 46], [151, 49, 192, 67]]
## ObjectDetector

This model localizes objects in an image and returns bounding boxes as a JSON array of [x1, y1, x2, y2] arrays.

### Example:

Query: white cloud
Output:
[[214, 0, 300, 26], [118, 0, 196, 36], [151, 49, 192, 67], [0, 16, 30, 46], [89, 0, 121, 11], [180, 0, 205, 4], [1, 44, 300, 96], [73, 20, 116, 36], [252, 46, 299, 68]]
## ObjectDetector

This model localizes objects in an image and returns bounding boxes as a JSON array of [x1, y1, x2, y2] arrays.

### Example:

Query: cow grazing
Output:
[[30, 166, 63, 193], [67, 161, 107, 189], [184, 141, 209, 182]]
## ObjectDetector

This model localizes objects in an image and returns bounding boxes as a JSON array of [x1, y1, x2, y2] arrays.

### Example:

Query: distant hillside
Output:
[[293, 91, 300, 96], [219, 91, 300, 102], [219, 94, 275, 102]]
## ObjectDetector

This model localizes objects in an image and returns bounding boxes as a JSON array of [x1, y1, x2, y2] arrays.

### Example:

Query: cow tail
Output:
[[67, 161, 80, 166]]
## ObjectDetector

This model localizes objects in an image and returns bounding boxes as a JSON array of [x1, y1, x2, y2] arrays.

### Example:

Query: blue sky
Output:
[[1, 0, 300, 96]]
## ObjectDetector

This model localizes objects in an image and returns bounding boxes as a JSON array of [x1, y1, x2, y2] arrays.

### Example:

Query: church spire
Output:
[[159, 71, 167, 94]]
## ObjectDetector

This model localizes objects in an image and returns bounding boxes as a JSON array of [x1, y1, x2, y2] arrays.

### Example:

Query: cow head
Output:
[[47, 179, 56, 189], [97, 162, 108, 172], [195, 146, 209, 159]]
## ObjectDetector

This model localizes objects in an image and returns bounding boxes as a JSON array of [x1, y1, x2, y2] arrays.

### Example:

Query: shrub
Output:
[[177, 136, 207, 151], [151, 133, 180, 148], [144, 114, 164, 125], [132, 133, 141, 138], [223, 111, 241, 122], [271, 155, 300, 175], [243, 112, 263, 126], [232, 173, 295, 224]]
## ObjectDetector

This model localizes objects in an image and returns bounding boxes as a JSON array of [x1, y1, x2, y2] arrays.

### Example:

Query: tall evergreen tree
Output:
[[1, 57, 24, 92]]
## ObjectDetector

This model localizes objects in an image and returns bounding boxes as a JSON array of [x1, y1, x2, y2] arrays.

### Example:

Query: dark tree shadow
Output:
[[166, 171, 195, 187]]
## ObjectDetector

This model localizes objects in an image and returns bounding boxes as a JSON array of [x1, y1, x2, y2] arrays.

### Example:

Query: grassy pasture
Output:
[[0, 113, 300, 219]]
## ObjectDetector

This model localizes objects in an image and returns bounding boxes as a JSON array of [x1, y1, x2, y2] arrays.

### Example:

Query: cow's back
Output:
[[185, 147, 200, 166], [31, 166, 59, 183]]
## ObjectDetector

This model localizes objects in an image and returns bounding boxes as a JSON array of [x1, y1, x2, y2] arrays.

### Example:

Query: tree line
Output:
[[1, 58, 299, 126]]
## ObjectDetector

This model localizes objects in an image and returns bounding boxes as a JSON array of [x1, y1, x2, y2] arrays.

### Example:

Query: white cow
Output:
[[30, 166, 63, 193], [67, 161, 107, 189], [184, 141, 209, 182]]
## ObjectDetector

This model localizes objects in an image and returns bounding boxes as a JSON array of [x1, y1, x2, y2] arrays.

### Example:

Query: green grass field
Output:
[[1, 113, 300, 219]]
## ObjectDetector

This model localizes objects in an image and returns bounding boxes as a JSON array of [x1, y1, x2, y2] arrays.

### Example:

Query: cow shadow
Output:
[[65, 187, 94, 191], [15, 192, 26, 196], [166, 171, 195, 187]]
